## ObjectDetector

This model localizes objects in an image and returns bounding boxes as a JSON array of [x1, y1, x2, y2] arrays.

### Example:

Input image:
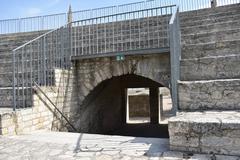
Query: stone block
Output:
[[178, 79, 240, 110], [169, 111, 240, 156]]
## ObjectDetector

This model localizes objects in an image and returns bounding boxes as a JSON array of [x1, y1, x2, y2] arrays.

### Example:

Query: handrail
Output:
[[72, 5, 176, 24], [1, 0, 239, 34], [0, 0, 174, 34], [12, 23, 70, 51], [33, 81, 77, 132]]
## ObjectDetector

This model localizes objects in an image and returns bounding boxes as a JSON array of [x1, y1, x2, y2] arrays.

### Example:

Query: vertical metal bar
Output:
[[129, 13, 132, 50], [37, 40, 40, 83], [166, 7, 169, 47], [51, 32, 54, 86], [25, 47, 29, 107], [12, 50, 16, 111], [21, 48, 25, 108], [17, 51, 20, 108], [30, 44, 33, 106], [74, 22, 77, 56], [104, 17, 107, 53], [121, 15, 123, 51], [43, 36, 46, 85], [138, 11, 140, 50], [113, 16, 115, 52], [157, 8, 160, 48], [147, 10, 150, 48], [19, 18, 21, 33], [89, 20, 91, 55], [97, 19, 99, 54], [81, 21, 84, 55]]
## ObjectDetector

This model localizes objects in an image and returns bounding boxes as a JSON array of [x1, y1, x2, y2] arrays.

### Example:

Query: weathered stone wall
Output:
[[178, 79, 240, 111], [71, 53, 170, 130], [0, 89, 54, 135], [180, 55, 240, 81], [75, 53, 170, 99]]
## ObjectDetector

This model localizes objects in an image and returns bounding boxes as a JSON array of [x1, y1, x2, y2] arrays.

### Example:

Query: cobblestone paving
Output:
[[0, 131, 239, 160]]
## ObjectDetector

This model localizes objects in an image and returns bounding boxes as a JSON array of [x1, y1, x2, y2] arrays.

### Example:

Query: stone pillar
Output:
[[211, 0, 217, 8], [150, 87, 159, 124]]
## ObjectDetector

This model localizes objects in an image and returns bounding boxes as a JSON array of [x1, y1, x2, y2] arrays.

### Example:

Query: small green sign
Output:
[[116, 54, 125, 61]]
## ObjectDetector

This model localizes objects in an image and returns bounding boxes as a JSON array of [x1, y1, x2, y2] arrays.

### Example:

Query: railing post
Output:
[[169, 7, 180, 116], [12, 51, 16, 111], [43, 37, 46, 85], [68, 5, 73, 58]]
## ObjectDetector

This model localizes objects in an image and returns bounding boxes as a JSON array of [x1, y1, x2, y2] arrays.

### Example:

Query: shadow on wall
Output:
[[34, 68, 78, 132]]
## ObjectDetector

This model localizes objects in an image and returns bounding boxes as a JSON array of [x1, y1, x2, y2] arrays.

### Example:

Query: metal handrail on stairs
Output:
[[33, 81, 77, 132]]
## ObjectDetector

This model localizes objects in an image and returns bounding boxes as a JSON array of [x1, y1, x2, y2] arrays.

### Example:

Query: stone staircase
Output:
[[169, 4, 240, 156], [0, 31, 46, 108]]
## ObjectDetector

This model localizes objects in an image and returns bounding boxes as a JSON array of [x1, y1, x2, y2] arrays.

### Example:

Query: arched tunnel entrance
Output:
[[76, 74, 172, 138]]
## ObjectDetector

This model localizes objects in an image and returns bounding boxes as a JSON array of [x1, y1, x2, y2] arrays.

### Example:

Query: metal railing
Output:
[[1, 0, 239, 34], [0, 0, 172, 34], [71, 5, 175, 57], [169, 7, 181, 115], [12, 24, 71, 109], [12, 5, 175, 110]]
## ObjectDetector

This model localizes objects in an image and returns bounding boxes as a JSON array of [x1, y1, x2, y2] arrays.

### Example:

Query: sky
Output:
[[0, 0, 239, 20], [0, 0, 145, 19]]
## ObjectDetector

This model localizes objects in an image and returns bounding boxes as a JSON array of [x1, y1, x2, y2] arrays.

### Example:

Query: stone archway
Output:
[[69, 53, 171, 137], [75, 53, 170, 103]]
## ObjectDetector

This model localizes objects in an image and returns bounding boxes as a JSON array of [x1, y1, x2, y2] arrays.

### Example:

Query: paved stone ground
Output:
[[0, 131, 239, 160]]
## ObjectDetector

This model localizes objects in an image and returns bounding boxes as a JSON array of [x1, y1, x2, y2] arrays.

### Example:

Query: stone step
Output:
[[180, 54, 240, 81], [181, 20, 240, 35], [180, 4, 240, 23], [180, 13, 240, 28], [0, 72, 55, 87], [181, 39, 240, 59], [0, 31, 48, 54], [178, 79, 240, 111], [0, 61, 52, 74], [0, 41, 32, 52], [0, 52, 12, 63], [169, 111, 240, 156], [0, 62, 13, 73], [0, 73, 12, 87], [182, 28, 240, 45], [0, 87, 32, 107], [0, 31, 46, 41]]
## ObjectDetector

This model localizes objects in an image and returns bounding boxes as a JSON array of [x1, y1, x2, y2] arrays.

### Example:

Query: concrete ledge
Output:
[[169, 111, 240, 156], [178, 79, 240, 110]]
